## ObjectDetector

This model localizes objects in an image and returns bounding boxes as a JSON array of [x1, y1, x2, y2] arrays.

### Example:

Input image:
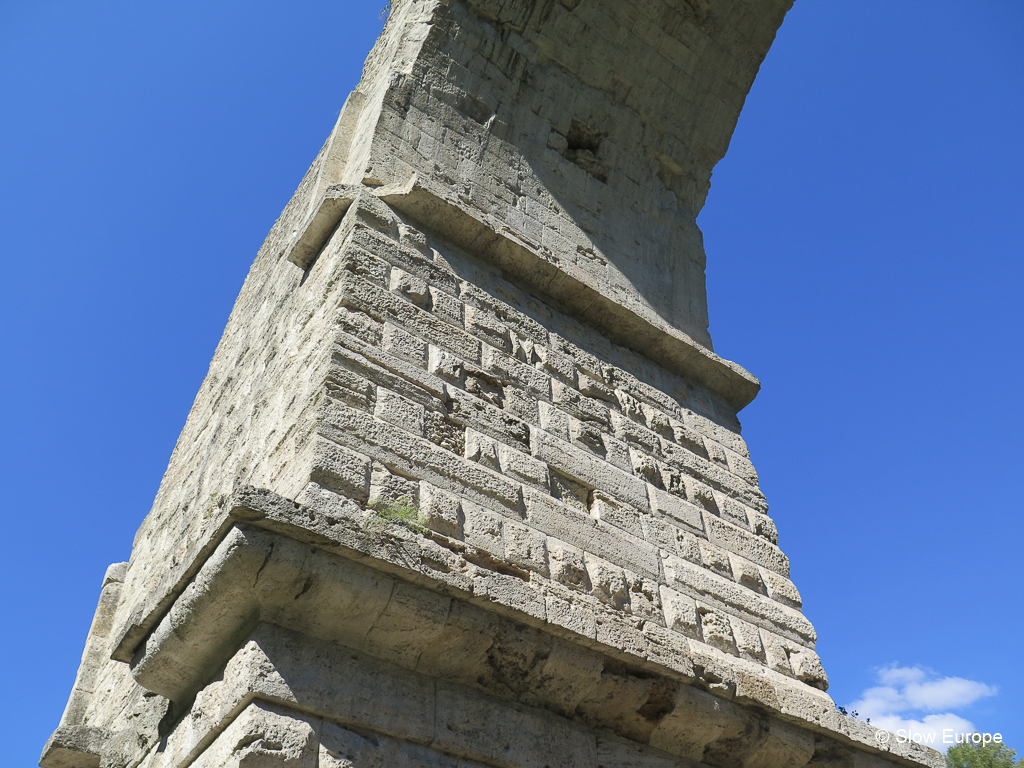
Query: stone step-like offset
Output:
[[42, 1, 943, 768]]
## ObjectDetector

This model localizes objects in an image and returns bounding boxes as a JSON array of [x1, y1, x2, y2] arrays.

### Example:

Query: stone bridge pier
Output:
[[42, 1, 941, 767]]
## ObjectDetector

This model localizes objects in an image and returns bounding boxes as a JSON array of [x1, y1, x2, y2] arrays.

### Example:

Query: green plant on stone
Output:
[[363, 496, 424, 533], [380, 1, 392, 21]]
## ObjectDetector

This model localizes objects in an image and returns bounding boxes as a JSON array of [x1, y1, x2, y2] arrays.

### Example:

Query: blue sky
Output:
[[2, 1, 1020, 764]]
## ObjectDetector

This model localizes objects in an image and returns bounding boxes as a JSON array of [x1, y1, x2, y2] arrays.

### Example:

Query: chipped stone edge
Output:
[[39, 725, 110, 768], [282, 184, 362, 270]]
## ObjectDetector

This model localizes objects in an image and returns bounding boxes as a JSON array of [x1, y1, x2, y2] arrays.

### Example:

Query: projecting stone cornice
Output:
[[284, 182, 760, 410], [117, 487, 937, 768]]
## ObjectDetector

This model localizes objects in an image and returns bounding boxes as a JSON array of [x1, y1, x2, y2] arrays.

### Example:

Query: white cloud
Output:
[[879, 666, 927, 687], [848, 665, 997, 751], [855, 685, 913, 714], [903, 677, 997, 712]]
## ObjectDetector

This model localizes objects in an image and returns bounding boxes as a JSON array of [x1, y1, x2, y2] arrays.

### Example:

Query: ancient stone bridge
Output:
[[42, 2, 941, 768]]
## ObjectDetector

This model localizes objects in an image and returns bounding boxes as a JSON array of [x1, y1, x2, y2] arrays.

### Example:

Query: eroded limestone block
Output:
[[190, 702, 318, 768]]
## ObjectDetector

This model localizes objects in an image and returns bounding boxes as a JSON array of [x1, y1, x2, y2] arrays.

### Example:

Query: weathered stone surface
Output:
[[39, 726, 109, 768], [190, 701, 319, 768], [43, 2, 944, 768]]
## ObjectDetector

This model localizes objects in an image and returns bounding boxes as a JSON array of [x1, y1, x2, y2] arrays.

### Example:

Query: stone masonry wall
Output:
[[347, 0, 794, 348], [304, 199, 826, 690], [105, 0, 785, 678], [65, 191, 830, 767]]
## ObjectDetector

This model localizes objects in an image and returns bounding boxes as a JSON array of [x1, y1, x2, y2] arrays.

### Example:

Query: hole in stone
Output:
[[566, 119, 603, 154], [559, 119, 609, 183], [637, 679, 678, 722]]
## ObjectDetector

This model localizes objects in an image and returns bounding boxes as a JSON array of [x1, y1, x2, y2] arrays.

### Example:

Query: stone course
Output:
[[43, 1, 942, 768]]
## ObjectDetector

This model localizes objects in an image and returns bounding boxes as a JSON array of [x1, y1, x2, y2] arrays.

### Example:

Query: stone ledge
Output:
[[282, 182, 760, 410], [39, 726, 109, 768], [132, 625, 748, 768], [119, 486, 940, 768], [282, 184, 362, 270], [124, 624, 940, 768]]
